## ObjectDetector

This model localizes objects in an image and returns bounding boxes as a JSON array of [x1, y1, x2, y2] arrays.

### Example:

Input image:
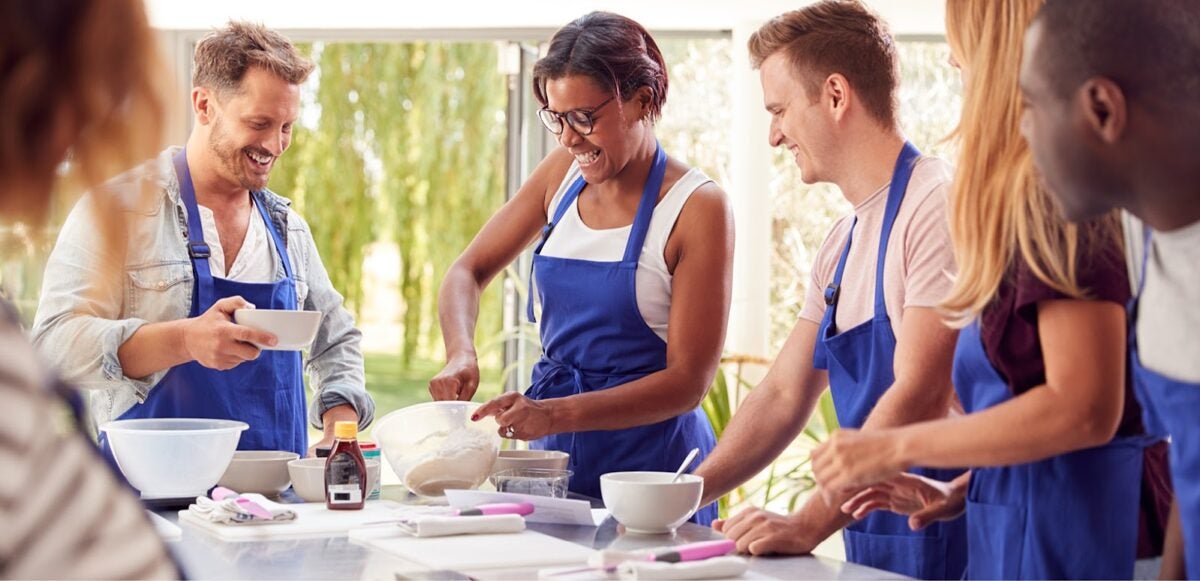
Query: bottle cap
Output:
[[334, 421, 358, 440]]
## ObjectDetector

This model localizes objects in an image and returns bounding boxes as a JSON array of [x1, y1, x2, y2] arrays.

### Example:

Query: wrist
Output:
[[448, 348, 477, 363], [176, 318, 196, 362], [546, 397, 573, 434], [891, 428, 918, 472]]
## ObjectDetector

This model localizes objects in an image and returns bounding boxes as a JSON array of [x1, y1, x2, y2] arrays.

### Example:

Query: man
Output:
[[1020, 1, 1200, 577], [695, 2, 966, 578], [32, 22, 373, 458]]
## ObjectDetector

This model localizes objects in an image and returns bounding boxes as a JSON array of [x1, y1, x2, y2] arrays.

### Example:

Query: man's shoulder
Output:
[[908, 155, 954, 197]]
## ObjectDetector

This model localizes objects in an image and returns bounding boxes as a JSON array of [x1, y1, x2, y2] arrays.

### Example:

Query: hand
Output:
[[713, 508, 816, 555], [429, 353, 480, 401], [472, 392, 556, 441], [840, 472, 967, 530], [309, 404, 358, 457], [182, 296, 277, 370], [811, 429, 907, 502]]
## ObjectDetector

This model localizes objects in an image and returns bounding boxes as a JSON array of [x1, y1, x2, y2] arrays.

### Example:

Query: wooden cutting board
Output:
[[178, 500, 401, 541], [349, 526, 595, 571]]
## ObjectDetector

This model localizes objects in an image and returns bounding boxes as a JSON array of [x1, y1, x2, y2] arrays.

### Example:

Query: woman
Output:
[[0, 0, 177, 577], [431, 12, 733, 523], [809, 1, 1171, 578]]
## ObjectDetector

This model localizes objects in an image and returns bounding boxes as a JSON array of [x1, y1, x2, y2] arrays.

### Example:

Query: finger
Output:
[[473, 394, 514, 421], [231, 324, 277, 348], [429, 378, 459, 401], [712, 519, 726, 533], [732, 523, 765, 554], [747, 535, 780, 556], [228, 340, 262, 363], [841, 488, 882, 515], [851, 500, 889, 521], [214, 296, 253, 317], [720, 509, 760, 542], [456, 373, 479, 402]]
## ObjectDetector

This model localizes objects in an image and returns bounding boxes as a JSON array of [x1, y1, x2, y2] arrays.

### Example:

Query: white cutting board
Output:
[[178, 500, 401, 541], [349, 526, 595, 571]]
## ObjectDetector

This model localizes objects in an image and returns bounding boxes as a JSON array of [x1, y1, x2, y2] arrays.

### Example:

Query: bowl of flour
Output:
[[372, 402, 500, 497]]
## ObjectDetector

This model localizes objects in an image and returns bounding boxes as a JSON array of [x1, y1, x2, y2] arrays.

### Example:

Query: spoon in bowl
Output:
[[671, 448, 701, 483]]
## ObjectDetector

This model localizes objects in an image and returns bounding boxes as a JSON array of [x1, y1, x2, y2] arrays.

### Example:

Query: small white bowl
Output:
[[233, 308, 321, 351], [600, 471, 704, 534], [218, 450, 299, 496], [491, 450, 570, 474], [287, 457, 380, 503]]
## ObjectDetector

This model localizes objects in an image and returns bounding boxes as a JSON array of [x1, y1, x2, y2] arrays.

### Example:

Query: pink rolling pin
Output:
[[592, 539, 737, 569]]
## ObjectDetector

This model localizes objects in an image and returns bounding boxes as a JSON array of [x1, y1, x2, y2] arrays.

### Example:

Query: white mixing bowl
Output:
[[601, 471, 704, 534], [372, 402, 499, 497], [101, 418, 247, 498]]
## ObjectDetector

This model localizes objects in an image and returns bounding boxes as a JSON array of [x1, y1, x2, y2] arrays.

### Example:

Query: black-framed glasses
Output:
[[538, 95, 616, 136]]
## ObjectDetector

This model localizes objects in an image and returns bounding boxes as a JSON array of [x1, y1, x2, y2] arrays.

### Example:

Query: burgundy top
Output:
[[979, 237, 1172, 558]]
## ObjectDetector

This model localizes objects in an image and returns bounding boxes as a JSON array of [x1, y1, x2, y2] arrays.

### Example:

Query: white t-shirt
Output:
[[538, 163, 713, 342], [196, 201, 278, 283], [1136, 217, 1200, 382]]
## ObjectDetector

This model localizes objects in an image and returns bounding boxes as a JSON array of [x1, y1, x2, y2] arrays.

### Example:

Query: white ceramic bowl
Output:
[[233, 308, 322, 351], [491, 449, 570, 474], [600, 471, 704, 534], [372, 402, 499, 497], [101, 418, 247, 498], [287, 457, 380, 503], [218, 450, 299, 496]]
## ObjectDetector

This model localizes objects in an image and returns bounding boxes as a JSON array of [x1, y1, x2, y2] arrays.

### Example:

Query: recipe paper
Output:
[[444, 489, 607, 526]]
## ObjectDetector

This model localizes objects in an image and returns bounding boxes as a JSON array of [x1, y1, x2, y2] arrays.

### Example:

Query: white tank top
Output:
[[539, 163, 712, 342]]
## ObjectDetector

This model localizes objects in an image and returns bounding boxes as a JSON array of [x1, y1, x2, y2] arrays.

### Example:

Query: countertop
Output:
[[157, 486, 906, 580]]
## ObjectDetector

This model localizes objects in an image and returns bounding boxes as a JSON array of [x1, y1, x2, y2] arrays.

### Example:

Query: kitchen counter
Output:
[[157, 486, 906, 580]]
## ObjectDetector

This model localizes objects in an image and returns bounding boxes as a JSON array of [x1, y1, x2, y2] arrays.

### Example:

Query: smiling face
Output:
[[760, 52, 836, 185], [542, 74, 649, 185], [1019, 23, 1119, 222], [197, 66, 300, 192]]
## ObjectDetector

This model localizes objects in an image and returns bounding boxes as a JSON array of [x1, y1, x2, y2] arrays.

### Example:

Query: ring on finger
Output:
[[504, 426, 516, 438]]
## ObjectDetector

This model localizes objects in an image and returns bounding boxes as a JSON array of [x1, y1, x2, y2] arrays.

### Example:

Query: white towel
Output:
[[616, 556, 749, 580], [396, 514, 525, 537], [187, 493, 297, 525]]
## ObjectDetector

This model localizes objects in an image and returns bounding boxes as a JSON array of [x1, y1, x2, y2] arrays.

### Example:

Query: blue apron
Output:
[[812, 142, 967, 580], [525, 143, 717, 525], [101, 149, 307, 462], [953, 319, 1148, 579], [1129, 230, 1199, 578]]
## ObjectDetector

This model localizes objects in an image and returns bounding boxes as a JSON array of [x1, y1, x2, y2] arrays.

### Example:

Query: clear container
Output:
[[372, 402, 500, 497], [490, 468, 573, 498], [100, 418, 247, 498]]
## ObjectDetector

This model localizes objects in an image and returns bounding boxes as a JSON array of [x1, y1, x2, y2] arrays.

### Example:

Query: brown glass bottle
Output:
[[325, 421, 367, 510]]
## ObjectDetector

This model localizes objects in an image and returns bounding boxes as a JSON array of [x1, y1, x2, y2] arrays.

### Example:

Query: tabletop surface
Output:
[[157, 486, 906, 580]]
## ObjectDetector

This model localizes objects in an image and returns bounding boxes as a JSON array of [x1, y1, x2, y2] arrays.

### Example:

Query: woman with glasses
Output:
[[431, 11, 733, 523]]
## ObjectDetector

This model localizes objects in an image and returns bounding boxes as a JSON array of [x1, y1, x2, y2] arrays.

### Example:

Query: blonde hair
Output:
[[0, 0, 166, 225], [193, 21, 314, 95], [939, 0, 1120, 325]]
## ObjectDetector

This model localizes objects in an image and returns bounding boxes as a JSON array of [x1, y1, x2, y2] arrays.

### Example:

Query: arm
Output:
[[814, 298, 1127, 492], [429, 148, 574, 401], [715, 306, 958, 555], [1160, 499, 1186, 580], [474, 181, 735, 436]]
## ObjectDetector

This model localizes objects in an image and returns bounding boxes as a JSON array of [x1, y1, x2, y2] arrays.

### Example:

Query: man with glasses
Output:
[[430, 12, 735, 525]]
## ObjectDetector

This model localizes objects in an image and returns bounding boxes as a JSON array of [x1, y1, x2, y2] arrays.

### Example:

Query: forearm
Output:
[[860, 377, 954, 431], [437, 264, 484, 358], [1160, 499, 1185, 580], [893, 384, 1118, 470], [697, 382, 820, 504], [117, 319, 191, 380], [551, 366, 711, 434]]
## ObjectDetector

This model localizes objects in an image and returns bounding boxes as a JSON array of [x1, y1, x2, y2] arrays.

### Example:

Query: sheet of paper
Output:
[[444, 489, 606, 526]]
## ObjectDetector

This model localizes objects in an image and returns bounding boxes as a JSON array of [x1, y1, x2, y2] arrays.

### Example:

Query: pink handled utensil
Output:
[[211, 486, 273, 520], [453, 502, 535, 517], [547, 539, 738, 576]]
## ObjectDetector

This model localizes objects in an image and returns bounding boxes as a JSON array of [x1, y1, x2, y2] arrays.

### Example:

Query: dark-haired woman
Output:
[[430, 12, 733, 523]]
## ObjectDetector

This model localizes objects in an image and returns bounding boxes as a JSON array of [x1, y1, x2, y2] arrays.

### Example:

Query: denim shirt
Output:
[[31, 147, 374, 431]]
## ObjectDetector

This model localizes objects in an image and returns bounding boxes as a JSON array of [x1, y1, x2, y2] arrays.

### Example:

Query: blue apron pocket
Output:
[[966, 500, 1026, 580], [843, 528, 948, 580]]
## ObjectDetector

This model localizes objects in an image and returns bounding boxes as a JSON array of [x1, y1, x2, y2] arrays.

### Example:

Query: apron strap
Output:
[[251, 191, 296, 280], [872, 141, 921, 316], [526, 176, 588, 323], [173, 148, 216, 313], [621, 142, 668, 264], [824, 218, 857, 315]]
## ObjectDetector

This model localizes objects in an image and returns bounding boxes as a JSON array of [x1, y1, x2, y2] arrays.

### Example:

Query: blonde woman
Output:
[[0, 0, 178, 577], [809, 1, 1171, 578]]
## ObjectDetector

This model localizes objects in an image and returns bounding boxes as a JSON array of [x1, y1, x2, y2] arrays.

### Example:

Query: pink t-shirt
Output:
[[798, 156, 956, 336]]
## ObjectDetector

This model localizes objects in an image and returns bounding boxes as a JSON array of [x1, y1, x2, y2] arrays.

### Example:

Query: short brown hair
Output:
[[749, 0, 899, 129], [192, 21, 313, 94]]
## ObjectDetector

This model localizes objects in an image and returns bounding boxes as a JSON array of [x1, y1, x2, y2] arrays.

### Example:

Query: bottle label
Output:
[[327, 484, 362, 505]]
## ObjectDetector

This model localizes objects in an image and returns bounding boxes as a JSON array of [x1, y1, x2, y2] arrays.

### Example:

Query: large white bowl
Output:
[[372, 402, 499, 497], [233, 308, 321, 351], [601, 471, 704, 534], [218, 450, 299, 496], [101, 418, 247, 498]]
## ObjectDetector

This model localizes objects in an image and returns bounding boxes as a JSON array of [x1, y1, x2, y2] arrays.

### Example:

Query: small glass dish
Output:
[[490, 468, 573, 498]]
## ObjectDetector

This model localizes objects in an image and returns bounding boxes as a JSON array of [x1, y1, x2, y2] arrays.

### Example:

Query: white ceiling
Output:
[[146, 0, 947, 37]]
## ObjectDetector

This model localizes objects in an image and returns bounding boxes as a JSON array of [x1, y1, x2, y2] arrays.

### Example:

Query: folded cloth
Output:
[[188, 493, 297, 525], [397, 514, 525, 537], [616, 556, 749, 580]]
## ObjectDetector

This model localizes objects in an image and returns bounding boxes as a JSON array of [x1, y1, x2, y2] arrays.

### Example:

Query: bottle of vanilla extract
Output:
[[325, 421, 367, 510]]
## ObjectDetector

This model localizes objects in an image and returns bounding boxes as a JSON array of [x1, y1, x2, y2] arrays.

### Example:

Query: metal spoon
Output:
[[671, 448, 701, 483]]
